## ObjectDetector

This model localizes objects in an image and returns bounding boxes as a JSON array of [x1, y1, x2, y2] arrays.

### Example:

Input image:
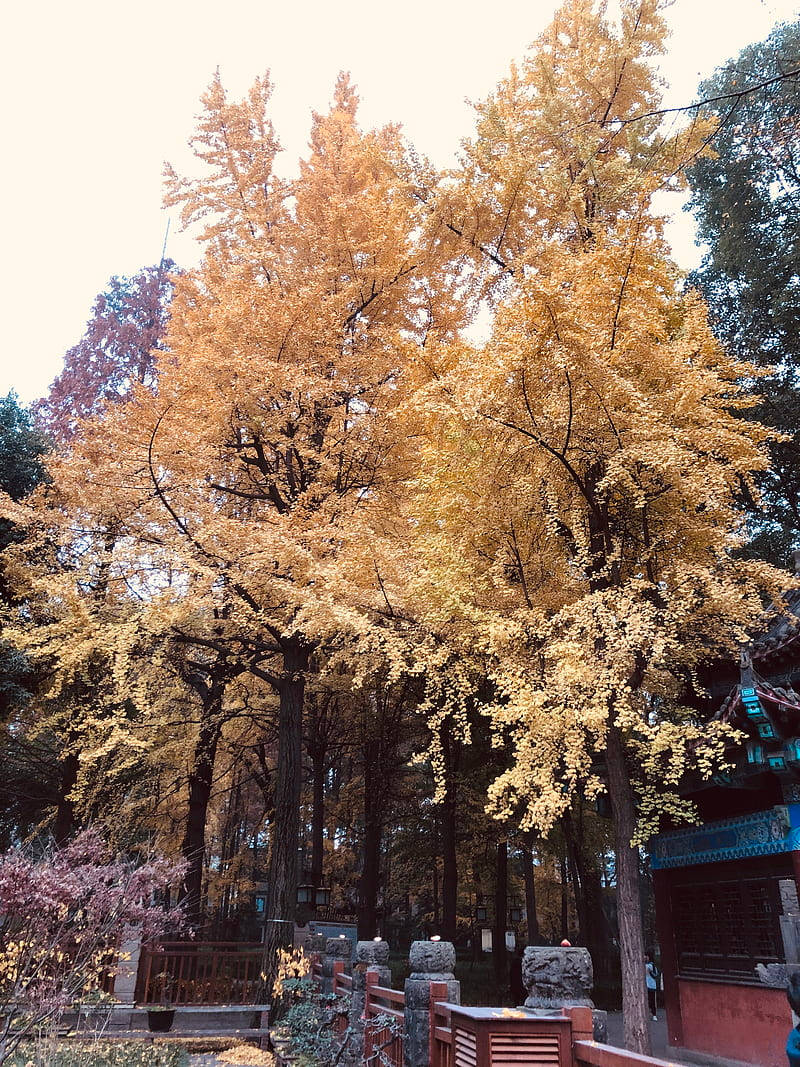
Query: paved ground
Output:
[[185, 1014, 746, 1066], [605, 1011, 744, 1066], [606, 1010, 670, 1057]]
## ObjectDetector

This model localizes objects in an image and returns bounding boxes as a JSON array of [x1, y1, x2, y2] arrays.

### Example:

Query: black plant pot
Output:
[[147, 1009, 175, 1032]]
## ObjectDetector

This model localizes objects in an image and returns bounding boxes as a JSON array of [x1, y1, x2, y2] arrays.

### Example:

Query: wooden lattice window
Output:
[[672, 876, 783, 979]]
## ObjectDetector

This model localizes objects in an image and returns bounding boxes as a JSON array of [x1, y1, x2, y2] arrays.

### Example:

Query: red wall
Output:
[[672, 978, 791, 1067]]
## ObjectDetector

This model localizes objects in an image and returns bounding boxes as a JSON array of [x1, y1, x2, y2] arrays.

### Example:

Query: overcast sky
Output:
[[2, 0, 797, 403]]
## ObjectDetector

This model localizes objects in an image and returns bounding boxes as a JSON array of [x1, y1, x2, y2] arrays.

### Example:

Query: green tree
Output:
[[0, 392, 48, 553], [686, 21, 800, 564], [0, 392, 49, 717], [0, 393, 50, 842]]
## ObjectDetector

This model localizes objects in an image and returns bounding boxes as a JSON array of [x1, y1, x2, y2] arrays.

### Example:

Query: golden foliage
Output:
[[396, 0, 792, 841], [216, 1045, 276, 1067], [271, 946, 310, 1000], [5, 0, 793, 859]]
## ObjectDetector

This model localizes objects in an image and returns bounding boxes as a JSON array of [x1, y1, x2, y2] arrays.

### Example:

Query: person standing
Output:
[[645, 953, 659, 1021]]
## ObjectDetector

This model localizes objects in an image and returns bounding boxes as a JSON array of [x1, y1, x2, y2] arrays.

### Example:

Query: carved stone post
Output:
[[404, 940, 459, 1067], [322, 936, 352, 994], [308, 932, 327, 961], [351, 939, 392, 1026], [522, 945, 607, 1041], [348, 938, 393, 1055]]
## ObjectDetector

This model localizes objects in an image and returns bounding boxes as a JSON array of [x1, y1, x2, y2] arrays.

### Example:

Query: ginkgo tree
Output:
[[3, 0, 793, 1041], [401, 0, 790, 1053], [40, 70, 449, 975]]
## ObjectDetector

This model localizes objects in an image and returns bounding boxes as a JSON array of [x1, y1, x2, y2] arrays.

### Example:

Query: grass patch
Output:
[[151, 1037, 257, 1054], [6, 1041, 187, 1067]]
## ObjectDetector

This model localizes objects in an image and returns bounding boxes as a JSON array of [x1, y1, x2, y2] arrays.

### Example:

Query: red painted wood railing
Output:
[[333, 961, 353, 994], [331, 960, 353, 1038], [311, 951, 323, 989], [364, 969, 405, 1067], [309, 961, 681, 1067], [429, 1004, 682, 1067], [430, 986, 453, 1067]]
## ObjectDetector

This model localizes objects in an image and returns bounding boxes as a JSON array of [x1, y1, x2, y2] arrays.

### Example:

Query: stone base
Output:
[[591, 1008, 607, 1043], [520, 1005, 606, 1043], [523, 997, 594, 1011], [404, 974, 459, 1067]]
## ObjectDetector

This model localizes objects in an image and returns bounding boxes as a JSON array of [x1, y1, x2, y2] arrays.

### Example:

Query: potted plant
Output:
[[146, 971, 176, 1031], [146, 1003, 176, 1032]]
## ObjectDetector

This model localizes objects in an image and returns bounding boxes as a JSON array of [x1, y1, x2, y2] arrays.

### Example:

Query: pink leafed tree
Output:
[[35, 260, 177, 443], [0, 829, 185, 1062]]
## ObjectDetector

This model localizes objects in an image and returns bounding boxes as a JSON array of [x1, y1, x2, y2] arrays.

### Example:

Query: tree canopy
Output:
[[686, 19, 800, 565], [0, 2, 795, 1054]]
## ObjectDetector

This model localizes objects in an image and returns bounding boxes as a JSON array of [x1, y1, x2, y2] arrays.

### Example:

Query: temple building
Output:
[[650, 578, 800, 1067]]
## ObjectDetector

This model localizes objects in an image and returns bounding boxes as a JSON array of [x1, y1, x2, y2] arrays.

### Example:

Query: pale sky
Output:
[[1, 0, 797, 404]]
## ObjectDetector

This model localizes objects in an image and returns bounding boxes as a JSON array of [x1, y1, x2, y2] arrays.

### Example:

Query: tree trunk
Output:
[[559, 852, 569, 941], [584, 863, 616, 994], [310, 750, 325, 891], [441, 732, 458, 943], [179, 711, 222, 930], [521, 841, 539, 945], [53, 750, 80, 844], [563, 810, 589, 947], [433, 856, 440, 929], [264, 639, 309, 985], [358, 815, 382, 939], [606, 723, 650, 1056], [492, 839, 508, 985]]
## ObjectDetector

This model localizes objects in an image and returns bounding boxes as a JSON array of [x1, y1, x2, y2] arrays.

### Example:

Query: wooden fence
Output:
[[430, 987, 452, 1067], [348, 965, 683, 1067], [332, 963, 353, 1039], [363, 970, 405, 1067], [136, 942, 265, 1005], [427, 1003, 679, 1067]]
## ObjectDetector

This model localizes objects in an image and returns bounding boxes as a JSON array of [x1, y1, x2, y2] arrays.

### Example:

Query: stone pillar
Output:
[[322, 936, 352, 994], [403, 940, 459, 1067], [352, 939, 392, 1023], [308, 932, 327, 955], [522, 945, 607, 1042], [111, 927, 142, 1006], [350, 938, 392, 1051], [108, 927, 143, 1031]]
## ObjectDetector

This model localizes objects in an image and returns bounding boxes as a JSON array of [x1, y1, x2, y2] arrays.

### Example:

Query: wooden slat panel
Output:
[[454, 1029, 477, 1067], [489, 1031, 561, 1066]]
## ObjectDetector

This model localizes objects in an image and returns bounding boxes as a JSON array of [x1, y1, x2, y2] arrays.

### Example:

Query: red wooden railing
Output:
[[136, 942, 265, 1005], [303, 957, 682, 1067], [363, 970, 405, 1067], [573, 1037, 681, 1067], [331, 961, 353, 1039], [430, 985, 452, 1067], [428, 1004, 681, 1067], [333, 962, 353, 994]]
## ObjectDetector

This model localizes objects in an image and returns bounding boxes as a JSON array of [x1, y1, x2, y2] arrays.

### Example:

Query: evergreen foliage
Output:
[[686, 20, 800, 564]]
